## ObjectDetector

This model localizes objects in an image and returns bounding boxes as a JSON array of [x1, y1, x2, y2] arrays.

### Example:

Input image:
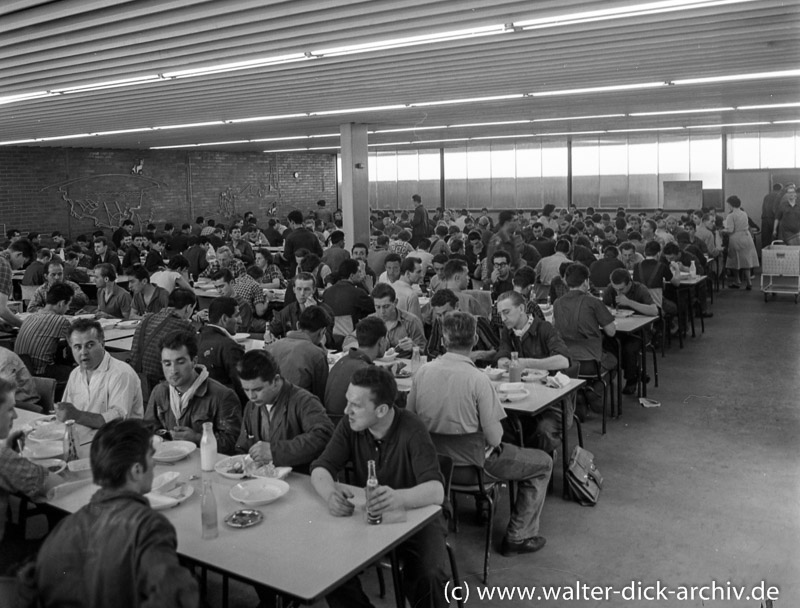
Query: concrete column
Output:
[[339, 123, 370, 249]]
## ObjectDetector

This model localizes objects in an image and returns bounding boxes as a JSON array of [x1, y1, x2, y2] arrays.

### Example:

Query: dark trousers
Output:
[[761, 219, 774, 248], [326, 519, 449, 608]]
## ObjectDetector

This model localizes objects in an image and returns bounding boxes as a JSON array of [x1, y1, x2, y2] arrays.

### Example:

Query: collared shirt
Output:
[[27, 280, 89, 314], [553, 290, 614, 362], [496, 316, 570, 362], [199, 257, 247, 279], [392, 279, 422, 320], [0, 251, 13, 297], [131, 285, 170, 316], [97, 283, 132, 319], [408, 352, 506, 436], [343, 308, 426, 352], [14, 311, 72, 374], [602, 281, 654, 310], [130, 309, 194, 383], [535, 252, 569, 285], [62, 351, 143, 422], [0, 445, 47, 543]]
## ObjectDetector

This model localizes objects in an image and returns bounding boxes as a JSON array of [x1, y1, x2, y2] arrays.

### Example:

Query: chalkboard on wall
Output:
[[664, 180, 702, 210]]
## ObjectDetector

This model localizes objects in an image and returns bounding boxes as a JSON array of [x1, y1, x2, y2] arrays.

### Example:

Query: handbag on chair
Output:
[[567, 446, 603, 506]]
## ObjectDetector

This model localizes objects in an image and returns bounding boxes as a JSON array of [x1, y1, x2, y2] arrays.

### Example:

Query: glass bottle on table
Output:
[[410, 346, 421, 372], [200, 422, 217, 472], [366, 460, 382, 525], [63, 420, 78, 463], [509, 351, 523, 383], [200, 479, 218, 540]]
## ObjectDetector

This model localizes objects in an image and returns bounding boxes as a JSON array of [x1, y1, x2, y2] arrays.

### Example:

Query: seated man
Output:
[[265, 305, 329, 402], [15, 283, 74, 381], [145, 330, 241, 454], [311, 366, 448, 608], [603, 269, 658, 395], [440, 259, 483, 316], [341, 283, 426, 356], [56, 319, 143, 428], [130, 288, 197, 393], [617, 241, 643, 273], [127, 265, 170, 319], [27, 260, 89, 314], [0, 347, 41, 411], [197, 296, 246, 404], [0, 376, 59, 573], [510, 267, 546, 319], [21, 248, 51, 287], [662, 241, 712, 318], [553, 264, 617, 415], [234, 350, 333, 471], [485, 250, 515, 301], [0, 239, 34, 329], [495, 291, 572, 452], [321, 258, 375, 344], [391, 256, 424, 320], [211, 268, 256, 333], [408, 312, 552, 556], [28, 419, 199, 606], [589, 245, 625, 289], [426, 288, 498, 362], [634, 241, 680, 317], [324, 317, 387, 420], [94, 263, 132, 320], [268, 272, 334, 343]]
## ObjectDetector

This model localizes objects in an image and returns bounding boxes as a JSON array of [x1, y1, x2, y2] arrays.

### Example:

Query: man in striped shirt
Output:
[[15, 283, 74, 381], [26, 260, 89, 315]]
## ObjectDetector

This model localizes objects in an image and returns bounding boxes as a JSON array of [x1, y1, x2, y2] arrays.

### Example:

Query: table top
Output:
[[613, 314, 659, 333], [40, 448, 441, 602], [498, 378, 585, 415], [679, 274, 708, 285]]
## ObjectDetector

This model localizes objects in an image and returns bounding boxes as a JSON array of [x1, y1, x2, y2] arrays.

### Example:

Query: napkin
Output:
[[545, 372, 571, 389], [46, 478, 95, 500]]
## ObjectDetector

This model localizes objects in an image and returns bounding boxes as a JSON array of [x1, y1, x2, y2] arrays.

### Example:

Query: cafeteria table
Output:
[[33, 439, 440, 607], [676, 274, 708, 339], [612, 313, 659, 407]]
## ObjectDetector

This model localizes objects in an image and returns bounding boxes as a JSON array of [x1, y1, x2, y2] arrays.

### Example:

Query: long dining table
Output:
[[14, 408, 441, 607]]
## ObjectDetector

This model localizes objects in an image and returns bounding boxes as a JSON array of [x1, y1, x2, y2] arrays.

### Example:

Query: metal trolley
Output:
[[761, 241, 800, 303]]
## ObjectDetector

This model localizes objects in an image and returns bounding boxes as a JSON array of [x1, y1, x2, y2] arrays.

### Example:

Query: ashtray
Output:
[[225, 509, 264, 528]]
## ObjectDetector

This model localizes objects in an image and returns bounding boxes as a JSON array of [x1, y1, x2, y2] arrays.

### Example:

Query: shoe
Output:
[[700, 311, 714, 318], [728, 284, 740, 289], [501, 535, 547, 556], [622, 381, 638, 395], [745, 285, 752, 291]]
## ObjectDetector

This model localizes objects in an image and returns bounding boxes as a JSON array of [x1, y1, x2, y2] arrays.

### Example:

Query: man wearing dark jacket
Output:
[[283, 210, 322, 275], [198, 296, 246, 404], [410, 194, 429, 247]]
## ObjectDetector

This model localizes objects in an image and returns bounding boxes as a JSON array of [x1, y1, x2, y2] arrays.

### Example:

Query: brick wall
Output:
[[0, 146, 338, 238]]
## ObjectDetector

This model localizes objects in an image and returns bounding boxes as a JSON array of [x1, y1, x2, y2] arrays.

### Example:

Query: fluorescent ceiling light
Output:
[[608, 126, 686, 132], [0, 139, 38, 145], [471, 134, 537, 141], [264, 146, 341, 153], [52, 75, 162, 94], [449, 120, 531, 128], [0, 91, 53, 105], [737, 102, 800, 110], [630, 107, 734, 116], [156, 121, 226, 130], [310, 105, 406, 116], [515, 0, 755, 30], [536, 130, 607, 136], [370, 125, 444, 134], [673, 69, 800, 85], [686, 121, 771, 128], [162, 54, 309, 79], [91, 127, 153, 136], [532, 113, 625, 122], [226, 114, 307, 124], [370, 138, 470, 146], [409, 94, 524, 107], [531, 82, 666, 97], [773, 119, 800, 124], [312, 25, 507, 57], [38, 133, 94, 141]]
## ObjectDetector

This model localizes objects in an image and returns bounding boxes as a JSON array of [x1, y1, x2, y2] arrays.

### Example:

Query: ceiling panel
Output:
[[1, 0, 798, 151]]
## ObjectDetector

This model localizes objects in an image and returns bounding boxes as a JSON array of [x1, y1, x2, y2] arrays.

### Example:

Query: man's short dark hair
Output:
[[644, 241, 661, 257], [412, 194, 421, 203], [418, 238, 431, 250], [91, 419, 153, 489], [127, 264, 150, 282], [371, 283, 396, 301], [237, 350, 280, 382], [69, 318, 104, 343], [329, 230, 344, 244], [159, 330, 198, 359], [555, 239, 571, 254], [610, 269, 631, 285], [338, 258, 360, 279], [663, 242, 681, 256], [95, 263, 117, 281], [246, 266, 264, 281], [9, 239, 34, 260], [619, 242, 636, 253], [164, 223, 174, 231], [603, 246, 620, 258], [497, 290, 525, 307], [498, 210, 517, 226], [168, 255, 189, 271], [350, 366, 397, 408], [212, 269, 234, 284], [628, 231, 643, 241], [442, 311, 476, 350], [300, 254, 321, 273], [430, 288, 458, 309], [512, 266, 536, 289], [208, 296, 238, 324], [45, 259, 64, 274], [432, 254, 450, 266], [298, 305, 330, 333], [384, 253, 402, 266], [168, 287, 197, 310], [565, 263, 590, 288], [352, 242, 369, 255], [46, 282, 75, 306], [442, 259, 467, 281], [288, 210, 303, 225], [93, 236, 108, 247], [400, 256, 421, 275], [355, 317, 387, 348], [492, 250, 511, 264]]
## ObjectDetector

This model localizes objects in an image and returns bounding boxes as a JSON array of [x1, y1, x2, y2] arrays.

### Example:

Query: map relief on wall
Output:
[[42, 174, 160, 229], [218, 157, 281, 218]]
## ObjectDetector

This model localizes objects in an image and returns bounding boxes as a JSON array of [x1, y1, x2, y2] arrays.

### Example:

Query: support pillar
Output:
[[339, 123, 370, 249]]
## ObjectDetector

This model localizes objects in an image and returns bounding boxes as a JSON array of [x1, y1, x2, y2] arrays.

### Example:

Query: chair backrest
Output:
[[429, 432, 486, 468], [437, 453, 454, 497], [20, 285, 38, 309], [32, 376, 56, 413], [332, 315, 354, 338], [462, 290, 493, 318]]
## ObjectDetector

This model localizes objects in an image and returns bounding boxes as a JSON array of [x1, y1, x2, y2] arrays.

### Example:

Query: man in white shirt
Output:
[[392, 256, 423, 320], [56, 318, 143, 428]]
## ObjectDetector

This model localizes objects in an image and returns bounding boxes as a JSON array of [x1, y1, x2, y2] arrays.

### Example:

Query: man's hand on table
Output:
[[367, 485, 403, 515], [54, 402, 81, 423], [327, 486, 355, 517], [395, 337, 414, 353], [615, 294, 633, 308], [171, 426, 201, 443], [470, 349, 496, 363], [248, 441, 273, 464], [497, 357, 510, 370]]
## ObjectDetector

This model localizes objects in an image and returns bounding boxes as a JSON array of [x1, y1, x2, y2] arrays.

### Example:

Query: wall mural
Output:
[[217, 158, 281, 218], [41, 173, 160, 230]]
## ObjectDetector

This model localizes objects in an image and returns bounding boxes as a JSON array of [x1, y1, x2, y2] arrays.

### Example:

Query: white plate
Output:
[[498, 382, 525, 393], [230, 478, 290, 506], [377, 348, 397, 362], [215, 456, 291, 480], [233, 333, 250, 343], [484, 368, 506, 381], [72, 313, 96, 320], [150, 471, 181, 493], [67, 458, 92, 473], [499, 388, 530, 402], [613, 309, 635, 318], [146, 483, 194, 511], [27, 421, 66, 442], [153, 440, 197, 463], [249, 463, 292, 481], [23, 442, 63, 459], [37, 458, 67, 474], [98, 318, 119, 328], [115, 319, 141, 329], [215, 455, 249, 479]]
